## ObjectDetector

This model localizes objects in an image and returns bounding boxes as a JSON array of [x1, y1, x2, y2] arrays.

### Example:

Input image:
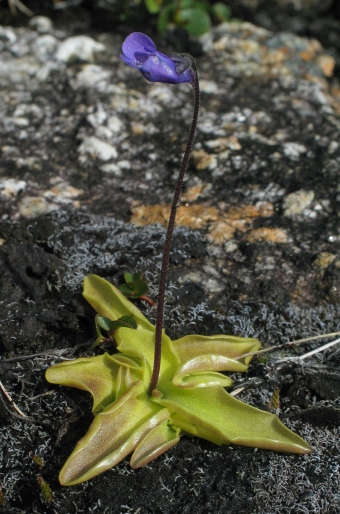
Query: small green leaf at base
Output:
[[145, 0, 162, 14], [212, 2, 231, 23], [119, 271, 149, 299], [97, 315, 137, 333], [176, 7, 211, 36]]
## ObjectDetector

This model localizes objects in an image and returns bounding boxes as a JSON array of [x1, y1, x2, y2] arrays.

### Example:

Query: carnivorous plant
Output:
[[46, 33, 310, 486]]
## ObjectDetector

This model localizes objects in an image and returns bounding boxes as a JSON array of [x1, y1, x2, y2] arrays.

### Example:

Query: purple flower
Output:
[[120, 32, 194, 85]]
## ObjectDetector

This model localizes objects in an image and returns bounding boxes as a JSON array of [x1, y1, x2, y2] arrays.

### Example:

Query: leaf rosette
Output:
[[46, 275, 311, 486]]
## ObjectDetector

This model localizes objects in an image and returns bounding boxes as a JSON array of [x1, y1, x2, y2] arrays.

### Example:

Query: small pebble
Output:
[[29, 16, 53, 34], [18, 196, 58, 218], [313, 252, 336, 269], [56, 36, 105, 63], [283, 189, 315, 217]]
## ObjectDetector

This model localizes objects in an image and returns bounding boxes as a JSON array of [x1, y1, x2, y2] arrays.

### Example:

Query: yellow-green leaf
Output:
[[155, 382, 311, 454], [130, 416, 180, 469], [116, 327, 179, 385], [83, 274, 154, 331], [172, 371, 233, 388], [59, 381, 162, 486], [45, 353, 119, 415], [173, 334, 261, 373]]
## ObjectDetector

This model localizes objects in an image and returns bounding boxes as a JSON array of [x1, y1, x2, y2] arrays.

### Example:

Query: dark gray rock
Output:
[[0, 11, 339, 514]]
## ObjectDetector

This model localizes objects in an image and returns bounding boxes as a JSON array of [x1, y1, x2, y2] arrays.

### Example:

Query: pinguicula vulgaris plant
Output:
[[46, 32, 311, 486]]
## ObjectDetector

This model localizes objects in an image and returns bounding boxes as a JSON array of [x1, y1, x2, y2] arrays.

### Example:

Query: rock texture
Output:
[[0, 9, 339, 514]]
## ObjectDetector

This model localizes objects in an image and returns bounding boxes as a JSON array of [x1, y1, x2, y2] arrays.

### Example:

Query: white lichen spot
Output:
[[100, 160, 131, 177], [100, 164, 122, 176], [328, 141, 339, 154], [73, 65, 112, 91], [78, 136, 118, 162], [118, 160, 130, 170], [107, 116, 124, 134], [179, 272, 202, 284], [0, 178, 27, 198], [199, 80, 219, 94], [87, 106, 107, 128], [224, 240, 238, 253], [282, 142, 307, 160]]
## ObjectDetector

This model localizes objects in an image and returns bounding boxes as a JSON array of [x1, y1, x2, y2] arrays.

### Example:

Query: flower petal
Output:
[[120, 53, 138, 68], [121, 32, 156, 63], [121, 32, 194, 84], [140, 52, 193, 84]]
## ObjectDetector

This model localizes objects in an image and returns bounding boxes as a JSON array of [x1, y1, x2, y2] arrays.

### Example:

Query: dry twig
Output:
[[237, 332, 340, 361], [8, 0, 33, 16], [0, 380, 27, 418]]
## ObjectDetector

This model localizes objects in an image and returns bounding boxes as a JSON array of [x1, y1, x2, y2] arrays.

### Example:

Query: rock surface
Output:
[[0, 8, 339, 514]]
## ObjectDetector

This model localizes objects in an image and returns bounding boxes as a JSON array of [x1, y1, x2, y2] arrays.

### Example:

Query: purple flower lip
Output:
[[120, 32, 194, 84]]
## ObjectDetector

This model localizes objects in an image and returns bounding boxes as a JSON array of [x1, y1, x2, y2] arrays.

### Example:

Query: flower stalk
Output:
[[120, 32, 200, 395], [149, 58, 200, 395]]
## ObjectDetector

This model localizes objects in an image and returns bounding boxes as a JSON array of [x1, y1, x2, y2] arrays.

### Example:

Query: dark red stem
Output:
[[149, 58, 200, 395]]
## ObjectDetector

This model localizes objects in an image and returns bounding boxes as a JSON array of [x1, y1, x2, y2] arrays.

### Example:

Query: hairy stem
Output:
[[149, 58, 200, 395]]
